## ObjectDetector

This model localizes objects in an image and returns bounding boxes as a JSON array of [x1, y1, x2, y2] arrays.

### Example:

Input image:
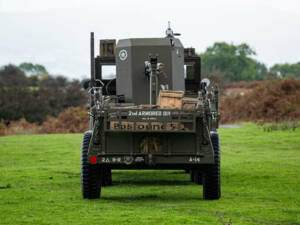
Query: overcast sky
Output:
[[0, 0, 300, 79]]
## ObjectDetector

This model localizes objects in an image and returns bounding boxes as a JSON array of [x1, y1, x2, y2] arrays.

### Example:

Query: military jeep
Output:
[[81, 24, 221, 200]]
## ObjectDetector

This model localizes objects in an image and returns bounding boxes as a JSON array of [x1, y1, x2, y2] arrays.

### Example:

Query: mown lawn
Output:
[[0, 124, 300, 225]]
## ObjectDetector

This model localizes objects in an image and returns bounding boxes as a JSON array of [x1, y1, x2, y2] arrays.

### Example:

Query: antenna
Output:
[[90, 32, 95, 87]]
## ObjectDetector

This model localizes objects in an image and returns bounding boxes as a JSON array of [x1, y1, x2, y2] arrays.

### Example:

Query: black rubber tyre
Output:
[[102, 168, 112, 186], [81, 130, 102, 199], [203, 132, 221, 200]]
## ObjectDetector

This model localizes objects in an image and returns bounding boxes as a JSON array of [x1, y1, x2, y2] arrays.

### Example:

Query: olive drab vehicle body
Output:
[[81, 24, 221, 200]]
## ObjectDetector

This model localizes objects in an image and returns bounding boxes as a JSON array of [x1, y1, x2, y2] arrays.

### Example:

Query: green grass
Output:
[[0, 123, 300, 225]]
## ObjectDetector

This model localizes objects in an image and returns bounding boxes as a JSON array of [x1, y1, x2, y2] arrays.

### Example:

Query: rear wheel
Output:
[[202, 132, 221, 200], [81, 130, 102, 199]]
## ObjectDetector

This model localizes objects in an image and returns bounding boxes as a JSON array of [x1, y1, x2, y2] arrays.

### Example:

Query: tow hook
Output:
[[124, 156, 134, 165]]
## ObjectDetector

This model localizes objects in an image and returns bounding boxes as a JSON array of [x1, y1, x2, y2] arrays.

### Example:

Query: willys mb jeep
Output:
[[81, 23, 221, 200]]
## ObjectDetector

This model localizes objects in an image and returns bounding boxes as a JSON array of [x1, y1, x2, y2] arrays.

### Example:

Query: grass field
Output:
[[0, 124, 300, 225]]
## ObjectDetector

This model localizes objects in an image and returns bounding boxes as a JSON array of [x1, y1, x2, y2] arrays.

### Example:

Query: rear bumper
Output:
[[91, 153, 214, 168]]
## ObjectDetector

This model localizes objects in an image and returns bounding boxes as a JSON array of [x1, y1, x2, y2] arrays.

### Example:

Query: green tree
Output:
[[0, 63, 88, 123], [19, 62, 48, 76], [200, 42, 268, 82], [0, 64, 29, 87], [269, 62, 300, 79]]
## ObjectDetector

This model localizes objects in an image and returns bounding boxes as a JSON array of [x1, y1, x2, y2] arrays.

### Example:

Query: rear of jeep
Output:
[[81, 26, 220, 200]]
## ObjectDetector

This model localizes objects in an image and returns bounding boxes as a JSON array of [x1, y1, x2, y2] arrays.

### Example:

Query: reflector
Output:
[[89, 155, 98, 164]]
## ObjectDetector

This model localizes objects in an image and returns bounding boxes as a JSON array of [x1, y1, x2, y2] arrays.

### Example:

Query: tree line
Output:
[[200, 42, 300, 82], [0, 63, 88, 124]]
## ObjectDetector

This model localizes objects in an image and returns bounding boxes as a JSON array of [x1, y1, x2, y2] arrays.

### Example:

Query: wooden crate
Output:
[[182, 97, 198, 110], [100, 39, 116, 56], [158, 90, 184, 109]]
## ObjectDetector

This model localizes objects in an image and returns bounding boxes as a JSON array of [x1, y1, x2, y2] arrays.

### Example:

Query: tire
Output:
[[102, 168, 112, 186], [81, 130, 102, 199], [203, 132, 221, 200]]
